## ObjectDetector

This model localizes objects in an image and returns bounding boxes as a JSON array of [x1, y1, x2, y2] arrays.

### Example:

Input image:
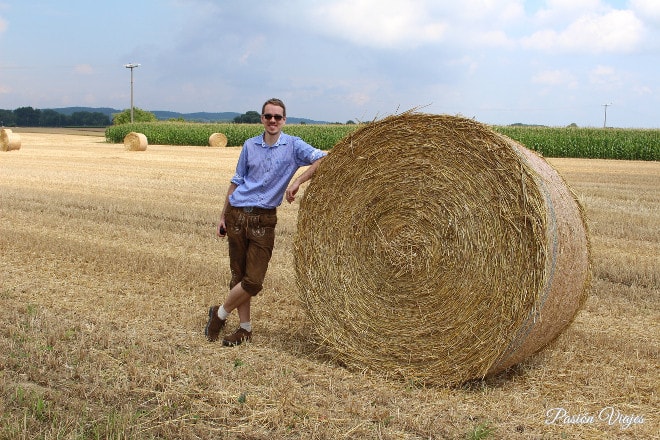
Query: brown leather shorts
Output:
[[225, 205, 278, 296]]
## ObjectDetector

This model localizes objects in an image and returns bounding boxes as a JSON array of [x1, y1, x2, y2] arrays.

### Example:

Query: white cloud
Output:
[[465, 29, 516, 48], [589, 65, 621, 87], [0, 16, 7, 33], [533, 0, 603, 24], [309, 0, 448, 49], [305, 0, 525, 49], [238, 36, 265, 65], [633, 85, 653, 95], [630, 0, 660, 27], [532, 69, 578, 88], [522, 10, 644, 53], [447, 56, 479, 75], [73, 64, 94, 75], [431, 0, 525, 23], [442, 1, 523, 48], [345, 91, 372, 107]]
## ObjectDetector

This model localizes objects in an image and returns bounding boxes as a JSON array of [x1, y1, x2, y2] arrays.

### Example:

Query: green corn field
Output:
[[106, 122, 659, 160], [493, 126, 659, 161], [105, 122, 356, 152]]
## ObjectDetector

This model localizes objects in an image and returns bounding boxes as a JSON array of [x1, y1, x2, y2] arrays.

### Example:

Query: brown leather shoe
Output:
[[222, 327, 252, 346], [204, 306, 226, 342]]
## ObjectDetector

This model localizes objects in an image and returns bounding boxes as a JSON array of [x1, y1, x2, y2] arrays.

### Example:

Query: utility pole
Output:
[[124, 63, 141, 123], [602, 103, 612, 128]]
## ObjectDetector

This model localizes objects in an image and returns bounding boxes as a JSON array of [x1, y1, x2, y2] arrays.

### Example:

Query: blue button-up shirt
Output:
[[229, 132, 327, 209]]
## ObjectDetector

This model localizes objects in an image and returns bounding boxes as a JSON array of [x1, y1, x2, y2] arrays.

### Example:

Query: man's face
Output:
[[261, 103, 286, 136]]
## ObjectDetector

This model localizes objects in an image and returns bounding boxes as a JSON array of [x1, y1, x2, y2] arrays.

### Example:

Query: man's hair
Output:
[[262, 98, 286, 117]]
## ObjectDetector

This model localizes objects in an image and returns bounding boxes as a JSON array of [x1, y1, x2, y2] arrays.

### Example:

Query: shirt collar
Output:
[[260, 133, 283, 148]]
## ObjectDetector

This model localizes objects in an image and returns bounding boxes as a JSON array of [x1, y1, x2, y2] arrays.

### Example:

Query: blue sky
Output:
[[1, 0, 658, 127]]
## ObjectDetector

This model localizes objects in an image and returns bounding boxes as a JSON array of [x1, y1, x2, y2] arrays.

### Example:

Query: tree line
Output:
[[232, 110, 356, 125], [0, 107, 111, 127]]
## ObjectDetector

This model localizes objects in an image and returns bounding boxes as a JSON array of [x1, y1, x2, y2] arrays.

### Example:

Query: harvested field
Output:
[[0, 131, 658, 439]]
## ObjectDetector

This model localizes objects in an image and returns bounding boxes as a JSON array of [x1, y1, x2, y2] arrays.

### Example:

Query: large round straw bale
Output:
[[123, 132, 148, 151], [294, 113, 590, 386], [1, 129, 21, 151], [209, 132, 228, 148]]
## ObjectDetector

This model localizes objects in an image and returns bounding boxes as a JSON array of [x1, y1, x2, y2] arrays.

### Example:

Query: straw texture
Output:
[[1, 129, 21, 151], [294, 113, 590, 386], [209, 132, 228, 148], [123, 132, 148, 151]]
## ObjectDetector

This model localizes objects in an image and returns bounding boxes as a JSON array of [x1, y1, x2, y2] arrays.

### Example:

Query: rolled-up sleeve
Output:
[[293, 137, 327, 166], [231, 146, 248, 186], [231, 172, 244, 186]]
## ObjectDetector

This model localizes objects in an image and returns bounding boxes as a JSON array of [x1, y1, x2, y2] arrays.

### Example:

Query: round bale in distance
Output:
[[209, 132, 228, 148], [294, 113, 590, 386], [123, 132, 148, 151], [1, 129, 21, 151]]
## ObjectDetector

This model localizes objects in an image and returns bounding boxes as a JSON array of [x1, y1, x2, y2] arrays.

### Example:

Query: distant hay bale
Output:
[[209, 132, 228, 148], [294, 113, 591, 386], [123, 132, 148, 151], [1, 129, 21, 151]]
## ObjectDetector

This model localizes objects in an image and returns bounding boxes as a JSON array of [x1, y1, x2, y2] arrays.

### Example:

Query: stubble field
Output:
[[0, 130, 658, 439]]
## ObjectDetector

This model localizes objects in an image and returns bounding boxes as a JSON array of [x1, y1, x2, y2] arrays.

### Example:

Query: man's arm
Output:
[[218, 182, 238, 236], [285, 156, 325, 203]]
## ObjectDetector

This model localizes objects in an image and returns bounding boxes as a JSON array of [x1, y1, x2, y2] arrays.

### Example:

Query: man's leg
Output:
[[221, 282, 253, 346], [222, 215, 276, 346], [206, 206, 249, 342], [206, 282, 252, 342], [223, 282, 252, 320]]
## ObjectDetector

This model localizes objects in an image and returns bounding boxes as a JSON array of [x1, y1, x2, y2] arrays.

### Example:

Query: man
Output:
[[205, 98, 327, 345]]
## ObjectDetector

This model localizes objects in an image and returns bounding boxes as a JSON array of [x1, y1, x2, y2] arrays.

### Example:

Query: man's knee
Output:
[[240, 280, 262, 296]]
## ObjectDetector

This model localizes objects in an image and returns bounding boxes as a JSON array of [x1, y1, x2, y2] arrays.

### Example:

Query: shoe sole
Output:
[[204, 307, 214, 337]]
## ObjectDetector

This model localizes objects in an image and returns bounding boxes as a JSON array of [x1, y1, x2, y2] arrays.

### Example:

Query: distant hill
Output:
[[150, 110, 241, 122], [50, 107, 120, 117], [48, 107, 330, 124]]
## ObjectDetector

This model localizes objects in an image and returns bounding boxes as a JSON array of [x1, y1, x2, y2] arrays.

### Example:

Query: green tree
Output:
[[40, 109, 66, 127], [0, 109, 17, 126], [233, 111, 261, 124], [14, 106, 41, 126], [70, 111, 110, 126], [112, 108, 157, 125]]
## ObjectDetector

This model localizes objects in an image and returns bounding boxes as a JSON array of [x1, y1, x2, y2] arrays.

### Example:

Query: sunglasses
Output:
[[262, 114, 284, 121]]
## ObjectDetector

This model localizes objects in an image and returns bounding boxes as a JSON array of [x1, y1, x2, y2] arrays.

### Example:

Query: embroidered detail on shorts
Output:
[[232, 212, 246, 234], [251, 225, 266, 237]]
